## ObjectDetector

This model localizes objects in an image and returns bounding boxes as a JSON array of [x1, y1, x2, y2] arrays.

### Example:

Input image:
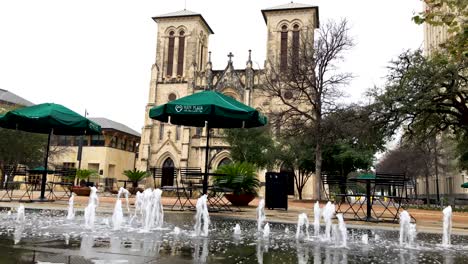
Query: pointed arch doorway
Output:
[[162, 158, 175, 187]]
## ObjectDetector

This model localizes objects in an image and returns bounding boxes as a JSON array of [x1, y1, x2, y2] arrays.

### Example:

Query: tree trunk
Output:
[[424, 168, 430, 204], [314, 141, 322, 201]]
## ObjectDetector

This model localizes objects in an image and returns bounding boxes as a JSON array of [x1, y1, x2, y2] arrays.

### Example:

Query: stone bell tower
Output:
[[261, 2, 319, 69], [138, 10, 213, 171]]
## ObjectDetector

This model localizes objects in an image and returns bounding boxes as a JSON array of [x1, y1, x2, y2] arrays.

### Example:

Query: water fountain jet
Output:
[[296, 213, 309, 240], [194, 194, 209, 237], [442, 205, 452, 247]]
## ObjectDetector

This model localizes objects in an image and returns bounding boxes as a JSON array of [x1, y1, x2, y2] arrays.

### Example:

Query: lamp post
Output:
[[77, 109, 88, 170]]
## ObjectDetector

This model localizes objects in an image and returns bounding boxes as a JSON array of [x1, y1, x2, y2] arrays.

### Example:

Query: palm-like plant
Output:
[[75, 169, 98, 187], [123, 169, 148, 188], [214, 162, 260, 195]]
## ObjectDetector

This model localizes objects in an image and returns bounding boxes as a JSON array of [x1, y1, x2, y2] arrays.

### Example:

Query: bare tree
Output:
[[262, 19, 354, 200]]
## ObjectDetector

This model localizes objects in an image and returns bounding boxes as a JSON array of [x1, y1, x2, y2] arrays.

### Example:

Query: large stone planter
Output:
[[224, 193, 256, 206], [72, 186, 91, 196]]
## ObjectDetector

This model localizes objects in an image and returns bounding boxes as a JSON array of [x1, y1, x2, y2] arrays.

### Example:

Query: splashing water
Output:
[[361, 234, 368, 245], [64, 233, 70, 245], [399, 210, 416, 247], [14, 204, 25, 245], [84, 186, 98, 229], [66, 194, 75, 220], [233, 224, 241, 236], [173, 226, 181, 235], [263, 223, 270, 239], [112, 198, 124, 230], [442, 205, 452, 247], [141, 188, 164, 231], [257, 199, 266, 232], [322, 201, 335, 241], [16, 204, 25, 223], [296, 213, 310, 240], [194, 194, 209, 237], [313, 201, 321, 237], [336, 214, 347, 247], [117, 187, 130, 212]]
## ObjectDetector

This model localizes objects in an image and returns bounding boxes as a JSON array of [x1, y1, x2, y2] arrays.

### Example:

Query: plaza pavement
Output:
[[0, 192, 467, 236]]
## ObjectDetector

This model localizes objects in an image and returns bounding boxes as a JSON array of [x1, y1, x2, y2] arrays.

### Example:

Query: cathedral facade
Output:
[[137, 3, 319, 191]]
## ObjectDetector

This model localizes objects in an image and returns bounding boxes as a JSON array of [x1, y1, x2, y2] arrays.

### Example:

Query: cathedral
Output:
[[137, 2, 319, 190]]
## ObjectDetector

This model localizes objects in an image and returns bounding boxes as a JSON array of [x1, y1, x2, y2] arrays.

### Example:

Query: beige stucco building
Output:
[[137, 3, 319, 198], [50, 117, 141, 184]]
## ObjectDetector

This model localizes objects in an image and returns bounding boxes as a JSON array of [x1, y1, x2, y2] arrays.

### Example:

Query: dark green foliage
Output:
[[223, 127, 277, 169], [214, 162, 260, 195], [123, 169, 148, 183], [370, 50, 468, 138]]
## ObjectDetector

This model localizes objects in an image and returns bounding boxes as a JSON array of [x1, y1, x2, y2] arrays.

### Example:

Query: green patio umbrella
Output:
[[354, 173, 376, 180], [461, 182, 468, 188], [0, 103, 101, 200], [149, 90, 267, 194]]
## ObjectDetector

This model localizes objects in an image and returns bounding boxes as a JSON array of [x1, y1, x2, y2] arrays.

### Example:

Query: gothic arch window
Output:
[[280, 25, 288, 72], [218, 158, 232, 168], [159, 123, 164, 140], [163, 157, 175, 168], [177, 31, 185, 76], [175, 125, 181, 141], [166, 31, 175, 76], [292, 24, 300, 68]]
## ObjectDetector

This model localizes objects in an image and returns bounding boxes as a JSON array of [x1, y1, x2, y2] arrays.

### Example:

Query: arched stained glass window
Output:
[[177, 31, 185, 76], [166, 31, 175, 76], [280, 25, 288, 72]]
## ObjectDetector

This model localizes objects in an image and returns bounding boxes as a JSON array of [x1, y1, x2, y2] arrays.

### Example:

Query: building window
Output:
[[199, 43, 204, 70], [218, 158, 232, 168], [195, 127, 202, 137], [176, 125, 181, 141], [57, 136, 70, 146], [73, 136, 88, 147], [63, 162, 75, 169], [292, 24, 300, 69], [280, 25, 288, 72], [120, 139, 127, 150], [159, 123, 164, 140], [177, 31, 185, 76], [110, 136, 117, 148], [91, 135, 105, 146], [166, 31, 175, 76]]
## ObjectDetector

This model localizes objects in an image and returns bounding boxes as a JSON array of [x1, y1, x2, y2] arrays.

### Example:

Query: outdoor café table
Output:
[[182, 172, 232, 211], [27, 167, 55, 191], [349, 173, 376, 221]]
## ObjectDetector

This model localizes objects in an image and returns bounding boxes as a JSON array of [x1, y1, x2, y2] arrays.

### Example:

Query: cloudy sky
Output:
[[0, 0, 423, 132]]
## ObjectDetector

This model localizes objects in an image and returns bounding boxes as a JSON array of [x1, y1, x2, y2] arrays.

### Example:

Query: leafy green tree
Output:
[[277, 105, 385, 200], [412, 0, 467, 58], [0, 106, 47, 187], [370, 49, 467, 137], [277, 135, 315, 200], [262, 19, 354, 200], [223, 126, 277, 169]]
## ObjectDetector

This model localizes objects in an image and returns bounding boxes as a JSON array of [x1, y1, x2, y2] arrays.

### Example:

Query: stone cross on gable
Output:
[[227, 52, 234, 62]]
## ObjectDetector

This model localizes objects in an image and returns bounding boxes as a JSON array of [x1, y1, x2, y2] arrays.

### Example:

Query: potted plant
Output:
[[72, 169, 98, 196], [214, 162, 260, 206], [123, 169, 148, 194]]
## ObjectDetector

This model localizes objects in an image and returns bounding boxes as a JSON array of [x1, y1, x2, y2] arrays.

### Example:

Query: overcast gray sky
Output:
[[0, 0, 423, 132]]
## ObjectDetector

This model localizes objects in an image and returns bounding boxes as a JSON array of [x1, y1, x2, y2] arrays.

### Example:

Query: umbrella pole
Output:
[[39, 130, 52, 200], [203, 124, 210, 195]]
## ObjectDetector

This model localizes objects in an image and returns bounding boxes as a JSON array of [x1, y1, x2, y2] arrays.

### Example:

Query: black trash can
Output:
[[265, 172, 288, 210]]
